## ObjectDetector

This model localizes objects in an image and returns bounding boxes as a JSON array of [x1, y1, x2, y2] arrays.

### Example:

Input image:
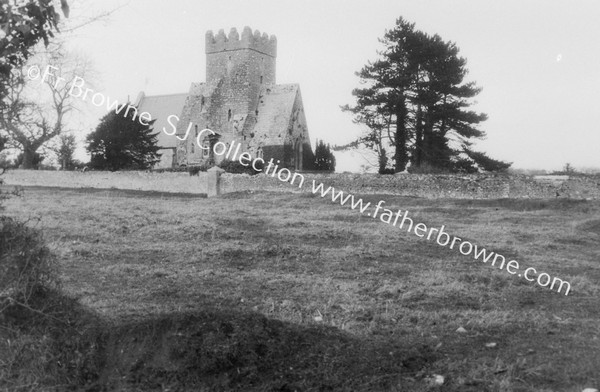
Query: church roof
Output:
[[134, 83, 302, 151], [136, 92, 188, 148], [253, 84, 299, 144]]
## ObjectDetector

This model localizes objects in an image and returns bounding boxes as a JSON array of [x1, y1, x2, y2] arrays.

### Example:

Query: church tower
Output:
[[205, 27, 276, 86], [204, 27, 277, 118], [171, 26, 313, 170]]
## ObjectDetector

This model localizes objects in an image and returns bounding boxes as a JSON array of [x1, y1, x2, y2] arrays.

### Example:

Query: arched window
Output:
[[228, 109, 232, 121]]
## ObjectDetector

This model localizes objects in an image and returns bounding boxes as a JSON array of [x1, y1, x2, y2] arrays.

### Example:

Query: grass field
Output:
[[1, 186, 599, 391]]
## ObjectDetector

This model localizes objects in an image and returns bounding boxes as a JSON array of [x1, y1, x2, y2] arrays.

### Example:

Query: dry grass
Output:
[[1, 186, 600, 391]]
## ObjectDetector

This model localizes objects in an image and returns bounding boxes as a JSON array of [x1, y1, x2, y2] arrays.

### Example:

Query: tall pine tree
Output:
[[86, 105, 160, 171], [343, 17, 510, 173]]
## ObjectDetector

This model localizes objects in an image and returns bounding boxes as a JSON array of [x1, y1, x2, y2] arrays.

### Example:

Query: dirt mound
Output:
[[89, 310, 433, 391], [2, 298, 435, 391]]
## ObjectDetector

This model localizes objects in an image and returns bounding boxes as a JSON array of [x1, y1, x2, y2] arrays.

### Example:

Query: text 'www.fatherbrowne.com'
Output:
[[27, 64, 569, 295], [309, 181, 571, 296]]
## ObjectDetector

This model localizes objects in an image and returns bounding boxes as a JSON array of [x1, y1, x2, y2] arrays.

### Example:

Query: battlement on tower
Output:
[[205, 26, 277, 58]]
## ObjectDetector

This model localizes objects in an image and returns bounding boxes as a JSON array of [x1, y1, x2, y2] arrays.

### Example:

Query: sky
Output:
[[61, 0, 600, 172]]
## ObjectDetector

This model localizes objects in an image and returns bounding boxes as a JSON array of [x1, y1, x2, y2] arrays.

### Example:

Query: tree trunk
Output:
[[422, 105, 435, 166], [394, 94, 409, 172], [21, 148, 36, 169], [414, 103, 423, 167]]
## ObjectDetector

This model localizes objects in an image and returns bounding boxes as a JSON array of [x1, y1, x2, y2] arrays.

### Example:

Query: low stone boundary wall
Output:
[[2, 169, 209, 194], [3, 170, 599, 199], [221, 172, 600, 199]]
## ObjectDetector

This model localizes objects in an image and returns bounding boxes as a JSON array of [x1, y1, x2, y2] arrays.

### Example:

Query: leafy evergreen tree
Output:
[[464, 149, 512, 172], [86, 105, 160, 171], [343, 17, 510, 173], [341, 18, 420, 173], [314, 139, 336, 171]]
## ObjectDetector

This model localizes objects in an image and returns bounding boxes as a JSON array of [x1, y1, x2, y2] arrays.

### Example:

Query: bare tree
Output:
[[0, 43, 94, 168]]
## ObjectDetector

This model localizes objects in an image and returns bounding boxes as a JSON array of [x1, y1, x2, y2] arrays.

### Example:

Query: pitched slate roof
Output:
[[253, 84, 299, 144], [136, 92, 188, 148]]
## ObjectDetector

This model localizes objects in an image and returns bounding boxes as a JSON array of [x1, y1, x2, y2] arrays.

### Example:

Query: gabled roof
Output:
[[253, 84, 299, 144], [136, 92, 188, 148]]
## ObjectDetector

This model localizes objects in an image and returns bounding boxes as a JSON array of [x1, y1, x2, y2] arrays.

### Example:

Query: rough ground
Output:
[[1, 186, 599, 391]]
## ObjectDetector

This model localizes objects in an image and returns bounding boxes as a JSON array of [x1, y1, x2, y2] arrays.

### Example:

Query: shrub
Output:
[[314, 139, 336, 171], [188, 166, 203, 176], [70, 159, 88, 171], [0, 217, 57, 310], [552, 163, 582, 176], [152, 166, 189, 173], [188, 161, 213, 176], [38, 163, 58, 171], [0, 179, 23, 212], [407, 162, 452, 174], [218, 159, 262, 175], [379, 168, 396, 175]]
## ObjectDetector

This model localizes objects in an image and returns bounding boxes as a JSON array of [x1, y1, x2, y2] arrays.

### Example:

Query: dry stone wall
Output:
[[221, 172, 600, 200], [3, 170, 599, 200]]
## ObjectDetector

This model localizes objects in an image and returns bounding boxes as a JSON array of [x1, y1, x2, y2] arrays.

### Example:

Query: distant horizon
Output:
[[331, 149, 600, 174]]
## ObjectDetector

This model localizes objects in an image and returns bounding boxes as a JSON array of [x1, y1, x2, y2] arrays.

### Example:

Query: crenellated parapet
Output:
[[205, 26, 277, 57]]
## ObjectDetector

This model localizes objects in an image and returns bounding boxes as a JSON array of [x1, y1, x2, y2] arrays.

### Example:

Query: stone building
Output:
[[136, 26, 314, 170]]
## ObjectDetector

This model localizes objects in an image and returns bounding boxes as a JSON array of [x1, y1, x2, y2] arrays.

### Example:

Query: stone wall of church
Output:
[[173, 27, 315, 170], [282, 91, 312, 169], [176, 27, 280, 167]]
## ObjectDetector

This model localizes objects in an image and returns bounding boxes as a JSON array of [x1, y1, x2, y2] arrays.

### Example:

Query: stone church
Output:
[[135, 26, 314, 170]]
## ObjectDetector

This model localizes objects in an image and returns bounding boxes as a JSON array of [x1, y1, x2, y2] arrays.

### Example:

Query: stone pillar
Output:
[[206, 166, 225, 197]]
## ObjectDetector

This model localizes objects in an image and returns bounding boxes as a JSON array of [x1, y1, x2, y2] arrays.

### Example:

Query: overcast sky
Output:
[[64, 0, 600, 172]]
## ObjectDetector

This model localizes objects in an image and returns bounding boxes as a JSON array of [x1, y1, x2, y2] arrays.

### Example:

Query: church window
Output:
[[228, 109, 232, 121], [195, 124, 198, 137], [203, 140, 210, 157], [260, 75, 263, 84], [190, 141, 195, 154]]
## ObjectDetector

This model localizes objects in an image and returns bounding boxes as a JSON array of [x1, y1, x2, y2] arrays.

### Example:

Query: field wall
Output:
[[222, 172, 600, 199], [3, 170, 600, 199], [2, 170, 209, 194]]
